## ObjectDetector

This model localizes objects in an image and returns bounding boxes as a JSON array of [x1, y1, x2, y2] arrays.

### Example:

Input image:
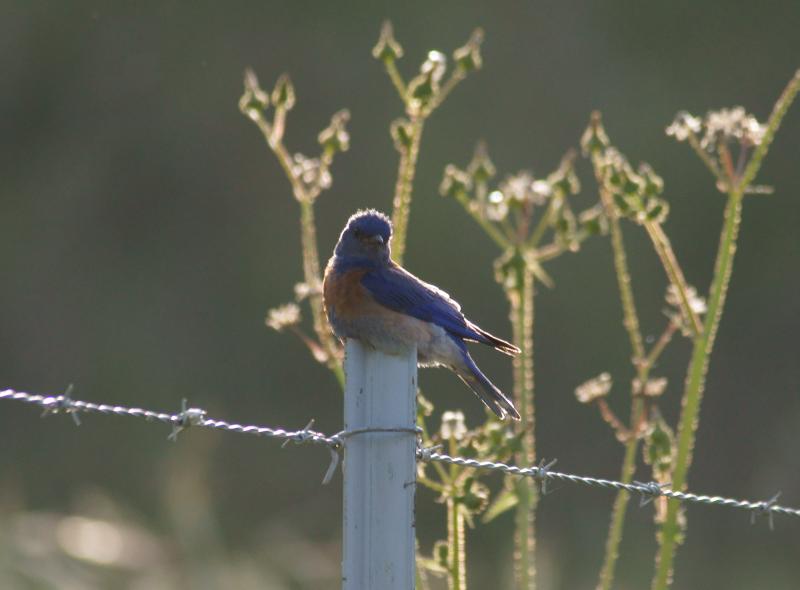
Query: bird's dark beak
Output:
[[369, 235, 385, 245]]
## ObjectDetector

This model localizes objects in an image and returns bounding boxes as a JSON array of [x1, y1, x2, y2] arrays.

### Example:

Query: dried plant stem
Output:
[[596, 398, 632, 440], [391, 116, 424, 264], [299, 200, 345, 386], [644, 320, 679, 369], [250, 113, 345, 386], [509, 263, 537, 590], [643, 221, 702, 337], [652, 69, 800, 590]]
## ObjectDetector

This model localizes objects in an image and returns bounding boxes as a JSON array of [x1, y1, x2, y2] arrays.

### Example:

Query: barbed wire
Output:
[[1, 388, 343, 483], [418, 450, 796, 529], [2, 388, 797, 527]]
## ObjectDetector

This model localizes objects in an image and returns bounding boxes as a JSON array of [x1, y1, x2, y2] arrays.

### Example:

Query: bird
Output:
[[323, 209, 521, 420]]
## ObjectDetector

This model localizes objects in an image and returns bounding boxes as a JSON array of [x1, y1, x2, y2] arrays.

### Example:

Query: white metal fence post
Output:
[[342, 339, 417, 590]]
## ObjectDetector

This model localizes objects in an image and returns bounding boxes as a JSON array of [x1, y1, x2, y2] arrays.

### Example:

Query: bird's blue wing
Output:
[[360, 264, 483, 342]]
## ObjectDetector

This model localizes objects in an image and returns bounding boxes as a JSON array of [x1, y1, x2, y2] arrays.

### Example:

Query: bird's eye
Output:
[[353, 229, 364, 239]]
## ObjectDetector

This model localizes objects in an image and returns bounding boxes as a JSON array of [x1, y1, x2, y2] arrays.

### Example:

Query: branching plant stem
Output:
[[651, 69, 800, 590]]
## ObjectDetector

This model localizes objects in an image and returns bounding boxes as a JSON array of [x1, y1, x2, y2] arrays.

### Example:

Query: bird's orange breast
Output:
[[323, 267, 373, 321]]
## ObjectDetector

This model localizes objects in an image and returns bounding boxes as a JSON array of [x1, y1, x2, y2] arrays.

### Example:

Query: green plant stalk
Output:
[[446, 433, 467, 590], [685, 132, 724, 186], [425, 71, 466, 115], [596, 398, 644, 590], [652, 70, 800, 590], [594, 173, 648, 590], [509, 261, 537, 590], [391, 116, 424, 264], [600, 189, 645, 362], [384, 59, 407, 99], [650, 190, 742, 590], [447, 496, 467, 590]]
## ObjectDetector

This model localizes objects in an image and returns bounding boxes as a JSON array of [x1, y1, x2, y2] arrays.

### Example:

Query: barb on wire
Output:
[[40, 384, 81, 426], [2, 388, 799, 526], [634, 480, 670, 507], [168, 398, 207, 442], [537, 458, 558, 495], [751, 491, 782, 531]]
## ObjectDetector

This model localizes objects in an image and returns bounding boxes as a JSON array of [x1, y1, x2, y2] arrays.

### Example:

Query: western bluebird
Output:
[[323, 209, 520, 420]]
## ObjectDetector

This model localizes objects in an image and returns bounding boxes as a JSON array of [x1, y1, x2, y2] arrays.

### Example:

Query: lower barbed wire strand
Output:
[[3, 388, 800, 519], [417, 451, 800, 519]]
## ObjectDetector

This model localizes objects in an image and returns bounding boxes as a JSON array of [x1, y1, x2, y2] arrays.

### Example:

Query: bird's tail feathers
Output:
[[467, 322, 521, 356], [456, 351, 521, 420]]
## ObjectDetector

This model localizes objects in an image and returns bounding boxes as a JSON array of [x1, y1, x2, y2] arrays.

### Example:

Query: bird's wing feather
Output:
[[360, 264, 485, 342]]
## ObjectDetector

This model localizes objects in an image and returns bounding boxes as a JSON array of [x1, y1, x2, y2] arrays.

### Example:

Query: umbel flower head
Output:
[[667, 106, 765, 149]]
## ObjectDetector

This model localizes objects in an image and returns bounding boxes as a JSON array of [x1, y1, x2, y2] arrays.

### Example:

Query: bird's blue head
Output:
[[334, 209, 392, 265]]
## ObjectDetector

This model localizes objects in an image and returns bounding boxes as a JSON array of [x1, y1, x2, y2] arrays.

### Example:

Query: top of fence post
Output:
[[341, 339, 417, 590]]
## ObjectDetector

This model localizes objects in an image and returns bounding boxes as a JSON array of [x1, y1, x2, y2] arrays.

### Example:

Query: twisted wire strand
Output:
[[2, 388, 798, 522], [0, 389, 339, 446], [419, 451, 800, 521]]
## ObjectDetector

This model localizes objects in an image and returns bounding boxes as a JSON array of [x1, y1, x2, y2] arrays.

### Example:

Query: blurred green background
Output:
[[1, 1, 798, 588]]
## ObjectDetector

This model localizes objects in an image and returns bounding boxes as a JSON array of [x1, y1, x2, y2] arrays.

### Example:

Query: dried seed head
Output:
[[581, 111, 610, 155], [266, 303, 301, 331], [485, 190, 509, 221], [467, 141, 496, 183], [239, 68, 269, 117], [702, 106, 765, 150], [548, 150, 581, 196], [318, 109, 351, 155], [665, 111, 702, 141], [440, 410, 467, 441], [500, 171, 549, 207], [440, 164, 472, 199], [271, 74, 296, 111], [372, 21, 404, 62], [422, 50, 447, 83], [638, 163, 664, 198], [665, 284, 707, 335], [408, 51, 447, 110], [644, 377, 668, 398], [292, 153, 331, 197], [294, 282, 319, 301], [579, 205, 608, 236], [575, 373, 612, 404], [453, 28, 484, 73]]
